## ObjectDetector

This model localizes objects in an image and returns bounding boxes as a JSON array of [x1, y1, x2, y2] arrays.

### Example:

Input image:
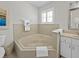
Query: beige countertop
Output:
[[61, 32, 79, 39]]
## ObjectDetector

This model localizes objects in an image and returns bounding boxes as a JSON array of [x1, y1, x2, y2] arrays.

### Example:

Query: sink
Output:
[[52, 29, 64, 34]]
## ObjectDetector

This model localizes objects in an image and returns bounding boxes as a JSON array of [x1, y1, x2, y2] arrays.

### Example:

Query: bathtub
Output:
[[15, 34, 57, 58]]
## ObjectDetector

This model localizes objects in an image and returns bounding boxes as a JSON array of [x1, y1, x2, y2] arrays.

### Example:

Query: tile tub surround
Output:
[[38, 24, 59, 36], [13, 24, 59, 40], [13, 24, 59, 49], [13, 24, 38, 40], [15, 34, 57, 58], [38, 24, 59, 50], [15, 44, 57, 58], [13, 24, 59, 57]]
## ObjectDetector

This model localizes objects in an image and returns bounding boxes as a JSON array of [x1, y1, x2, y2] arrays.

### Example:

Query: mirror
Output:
[[69, 2, 79, 30]]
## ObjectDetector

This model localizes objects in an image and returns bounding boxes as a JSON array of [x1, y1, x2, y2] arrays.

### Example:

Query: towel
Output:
[[36, 46, 48, 57], [24, 20, 30, 31]]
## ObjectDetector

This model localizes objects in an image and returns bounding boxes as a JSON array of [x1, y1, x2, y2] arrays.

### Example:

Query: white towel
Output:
[[24, 20, 30, 31], [36, 46, 48, 57]]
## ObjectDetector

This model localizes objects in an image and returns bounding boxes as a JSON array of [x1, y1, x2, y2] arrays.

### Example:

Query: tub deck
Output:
[[15, 34, 58, 58]]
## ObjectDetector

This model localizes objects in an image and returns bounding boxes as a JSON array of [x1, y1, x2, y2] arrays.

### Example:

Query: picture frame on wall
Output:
[[0, 8, 8, 29]]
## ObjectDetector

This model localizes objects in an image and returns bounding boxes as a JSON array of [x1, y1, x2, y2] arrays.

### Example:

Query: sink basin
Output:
[[52, 29, 64, 34]]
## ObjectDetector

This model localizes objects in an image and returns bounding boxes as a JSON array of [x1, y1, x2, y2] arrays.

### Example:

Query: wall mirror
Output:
[[69, 1, 79, 30]]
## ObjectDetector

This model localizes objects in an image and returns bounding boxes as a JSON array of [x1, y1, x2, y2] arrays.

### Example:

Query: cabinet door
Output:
[[60, 36, 72, 58], [60, 38, 67, 57], [72, 39, 79, 58]]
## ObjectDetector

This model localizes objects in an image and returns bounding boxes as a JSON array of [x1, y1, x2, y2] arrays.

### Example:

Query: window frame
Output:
[[41, 8, 54, 24]]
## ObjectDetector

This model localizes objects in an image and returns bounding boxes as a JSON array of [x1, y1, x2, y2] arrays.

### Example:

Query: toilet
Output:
[[0, 35, 6, 58]]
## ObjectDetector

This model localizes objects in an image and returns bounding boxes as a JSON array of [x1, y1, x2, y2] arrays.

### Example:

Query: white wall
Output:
[[0, 1, 38, 46], [38, 1, 70, 30], [0, 1, 70, 46], [9, 2, 38, 24]]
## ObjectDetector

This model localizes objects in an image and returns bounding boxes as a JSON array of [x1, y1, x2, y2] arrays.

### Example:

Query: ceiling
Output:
[[28, 1, 51, 8]]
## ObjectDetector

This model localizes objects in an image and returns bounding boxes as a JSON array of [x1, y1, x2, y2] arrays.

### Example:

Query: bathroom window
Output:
[[42, 12, 46, 22], [41, 10, 53, 23]]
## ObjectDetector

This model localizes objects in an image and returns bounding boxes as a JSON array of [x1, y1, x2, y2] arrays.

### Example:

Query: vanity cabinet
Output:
[[72, 39, 79, 58], [60, 36, 79, 58], [60, 37, 71, 58]]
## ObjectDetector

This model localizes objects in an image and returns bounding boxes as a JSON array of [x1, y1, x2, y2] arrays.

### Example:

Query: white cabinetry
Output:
[[60, 36, 79, 58], [60, 37, 71, 58], [72, 39, 79, 58]]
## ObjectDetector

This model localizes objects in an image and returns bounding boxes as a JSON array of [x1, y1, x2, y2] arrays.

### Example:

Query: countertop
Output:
[[61, 32, 79, 39]]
